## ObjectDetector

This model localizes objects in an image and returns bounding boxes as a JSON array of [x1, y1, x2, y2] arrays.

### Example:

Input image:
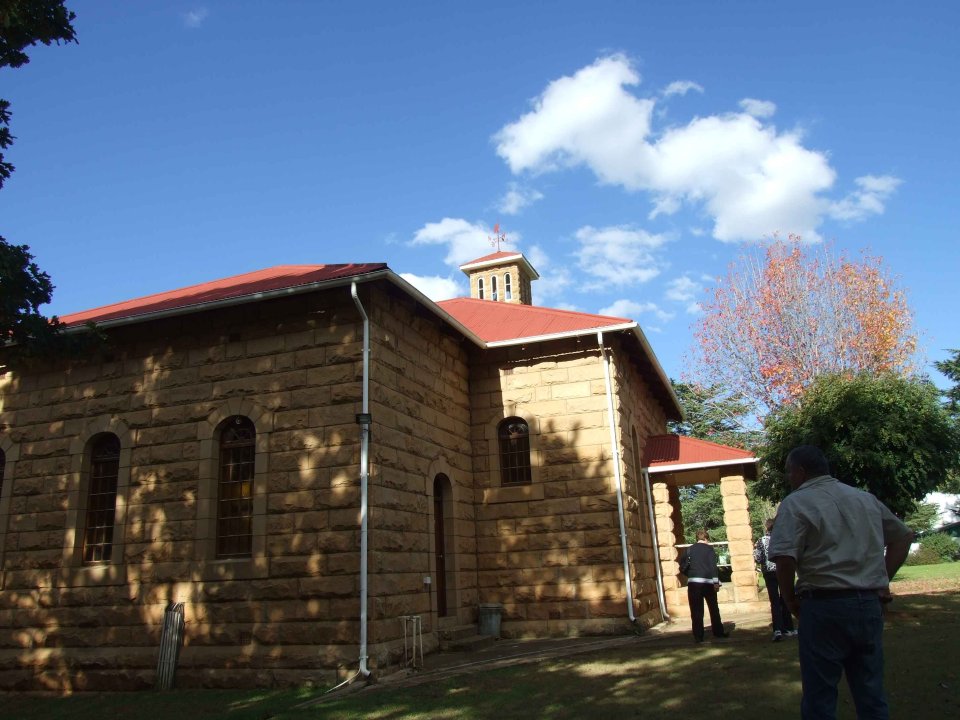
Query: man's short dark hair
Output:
[[696, 528, 709, 542], [786, 445, 831, 477]]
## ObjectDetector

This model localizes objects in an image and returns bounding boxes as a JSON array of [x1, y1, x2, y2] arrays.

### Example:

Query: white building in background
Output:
[[925, 492, 960, 528]]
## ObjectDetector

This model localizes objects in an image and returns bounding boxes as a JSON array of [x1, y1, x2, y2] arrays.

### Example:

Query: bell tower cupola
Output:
[[458, 227, 539, 306]]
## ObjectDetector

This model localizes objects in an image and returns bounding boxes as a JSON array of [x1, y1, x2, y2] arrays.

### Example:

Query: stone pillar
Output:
[[720, 473, 759, 604], [652, 479, 687, 616]]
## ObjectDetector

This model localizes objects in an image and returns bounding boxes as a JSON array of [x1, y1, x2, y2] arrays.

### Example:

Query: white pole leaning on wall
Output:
[[643, 468, 669, 620]]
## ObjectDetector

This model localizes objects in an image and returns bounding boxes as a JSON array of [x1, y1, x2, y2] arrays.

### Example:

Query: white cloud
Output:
[[574, 225, 667, 288], [828, 174, 902, 221], [739, 98, 777, 118], [410, 218, 512, 267], [494, 55, 868, 243], [521, 244, 573, 304], [399, 273, 463, 301], [599, 299, 674, 322], [665, 276, 699, 302], [664, 80, 704, 97], [497, 183, 544, 215], [183, 7, 209, 28], [526, 244, 550, 271], [665, 276, 707, 314], [494, 54, 656, 184]]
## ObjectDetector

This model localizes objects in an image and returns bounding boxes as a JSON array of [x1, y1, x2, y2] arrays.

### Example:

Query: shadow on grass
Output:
[[2, 592, 958, 720]]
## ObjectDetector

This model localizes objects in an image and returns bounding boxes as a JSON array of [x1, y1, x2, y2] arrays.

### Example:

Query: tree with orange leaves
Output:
[[691, 236, 917, 417]]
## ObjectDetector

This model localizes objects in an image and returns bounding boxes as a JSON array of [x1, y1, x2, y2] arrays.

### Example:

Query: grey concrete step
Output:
[[438, 624, 481, 642], [439, 633, 497, 652]]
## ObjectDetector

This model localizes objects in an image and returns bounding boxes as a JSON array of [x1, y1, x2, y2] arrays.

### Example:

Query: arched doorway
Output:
[[433, 473, 454, 617]]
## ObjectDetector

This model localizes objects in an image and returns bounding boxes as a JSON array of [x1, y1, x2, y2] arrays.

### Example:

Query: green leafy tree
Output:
[[672, 380, 768, 543], [758, 373, 960, 517], [669, 380, 761, 449], [0, 1, 77, 364], [904, 502, 940, 534], [1, 0, 77, 188], [934, 349, 960, 418], [933, 350, 960, 493], [679, 485, 726, 543]]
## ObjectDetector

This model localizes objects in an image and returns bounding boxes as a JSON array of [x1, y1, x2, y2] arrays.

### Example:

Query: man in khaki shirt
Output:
[[769, 445, 913, 720]]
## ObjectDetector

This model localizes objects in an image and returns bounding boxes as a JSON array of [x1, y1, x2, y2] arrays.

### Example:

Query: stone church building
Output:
[[0, 250, 758, 691]]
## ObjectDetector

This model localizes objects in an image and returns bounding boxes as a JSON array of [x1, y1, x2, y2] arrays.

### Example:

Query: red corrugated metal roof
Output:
[[643, 434, 755, 468], [60, 264, 387, 327], [437, 297, 631, 343]]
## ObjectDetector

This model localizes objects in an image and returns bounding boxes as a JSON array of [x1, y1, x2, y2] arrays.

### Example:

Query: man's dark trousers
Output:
[[687, 581, 724, 641], [798, 592, 888, 719]]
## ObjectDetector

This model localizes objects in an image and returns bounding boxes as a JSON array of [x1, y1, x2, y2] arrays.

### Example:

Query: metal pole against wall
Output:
[[156, 602, 185, 691]]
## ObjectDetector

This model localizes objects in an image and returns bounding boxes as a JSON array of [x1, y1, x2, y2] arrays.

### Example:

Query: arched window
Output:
[[83, 434, 121, 564], [477, 277, 485, 300], [491, 275, 498, 302], [498, 417, 532, 485], [504, 273, 513, 301], [217, 416, 256, 558]]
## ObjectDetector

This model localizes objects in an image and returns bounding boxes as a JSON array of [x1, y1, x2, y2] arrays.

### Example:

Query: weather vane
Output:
[[488, 223, 509, 252]]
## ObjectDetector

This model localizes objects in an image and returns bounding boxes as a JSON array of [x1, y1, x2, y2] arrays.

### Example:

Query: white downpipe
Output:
[[643, 468, 669, 620], [597, 332, 636, 623], [350, 282, 371, 677]]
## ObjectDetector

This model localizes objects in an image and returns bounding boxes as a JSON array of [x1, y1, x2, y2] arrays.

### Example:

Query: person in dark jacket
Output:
[[682, 528, 730, 643]]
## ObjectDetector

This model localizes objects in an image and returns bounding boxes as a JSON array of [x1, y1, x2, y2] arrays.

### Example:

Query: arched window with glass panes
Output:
[[498, 417, 532, 485], [491, 274, 498, 301], [217, 416, 255, 558], [477, 277, 485, 300], [83, 434, 121, 564], [504, 273, 513, 301]]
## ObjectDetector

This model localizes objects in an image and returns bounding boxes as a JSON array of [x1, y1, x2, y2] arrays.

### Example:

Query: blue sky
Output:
[[2, 1, 958, 387]]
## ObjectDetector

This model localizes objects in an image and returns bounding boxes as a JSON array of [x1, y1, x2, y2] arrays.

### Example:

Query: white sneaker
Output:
[[772, 631, 783, 642], [785, 630, 798, 637]]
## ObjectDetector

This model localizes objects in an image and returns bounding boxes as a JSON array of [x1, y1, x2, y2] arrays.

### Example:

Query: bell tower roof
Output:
[[458, 251, 540, 279], [459, 251, 539, 305]]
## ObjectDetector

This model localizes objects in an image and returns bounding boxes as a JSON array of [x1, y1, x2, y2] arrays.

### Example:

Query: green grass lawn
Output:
[[3, 586, 958, 720], [893, 560, 960, 581]]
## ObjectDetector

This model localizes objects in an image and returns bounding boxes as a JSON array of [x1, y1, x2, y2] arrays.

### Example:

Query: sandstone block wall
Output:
[[469, 336, 667, 636], [364, 285, 475, 663], [0, 286, 417, 690], [609, 335, 670, 626]]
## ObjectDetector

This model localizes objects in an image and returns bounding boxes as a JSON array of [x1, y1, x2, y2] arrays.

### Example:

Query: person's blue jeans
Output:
[[762, 570, 794, 634], [798, 592, 888, 719]]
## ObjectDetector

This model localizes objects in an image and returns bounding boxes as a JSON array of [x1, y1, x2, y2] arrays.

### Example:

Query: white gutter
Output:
[[646, 457, 758, 474], [486, 322, 637, 348], [350, 282, 372, 678], [642, 469, 669, 621], [598, 331, 635, 623]]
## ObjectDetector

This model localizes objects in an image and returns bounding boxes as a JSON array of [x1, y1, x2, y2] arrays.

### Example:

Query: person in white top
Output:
[[769, 445, 913, 720]]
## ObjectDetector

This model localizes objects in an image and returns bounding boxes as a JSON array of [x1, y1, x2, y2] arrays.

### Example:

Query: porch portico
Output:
[[643, 435, 766, 618]]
